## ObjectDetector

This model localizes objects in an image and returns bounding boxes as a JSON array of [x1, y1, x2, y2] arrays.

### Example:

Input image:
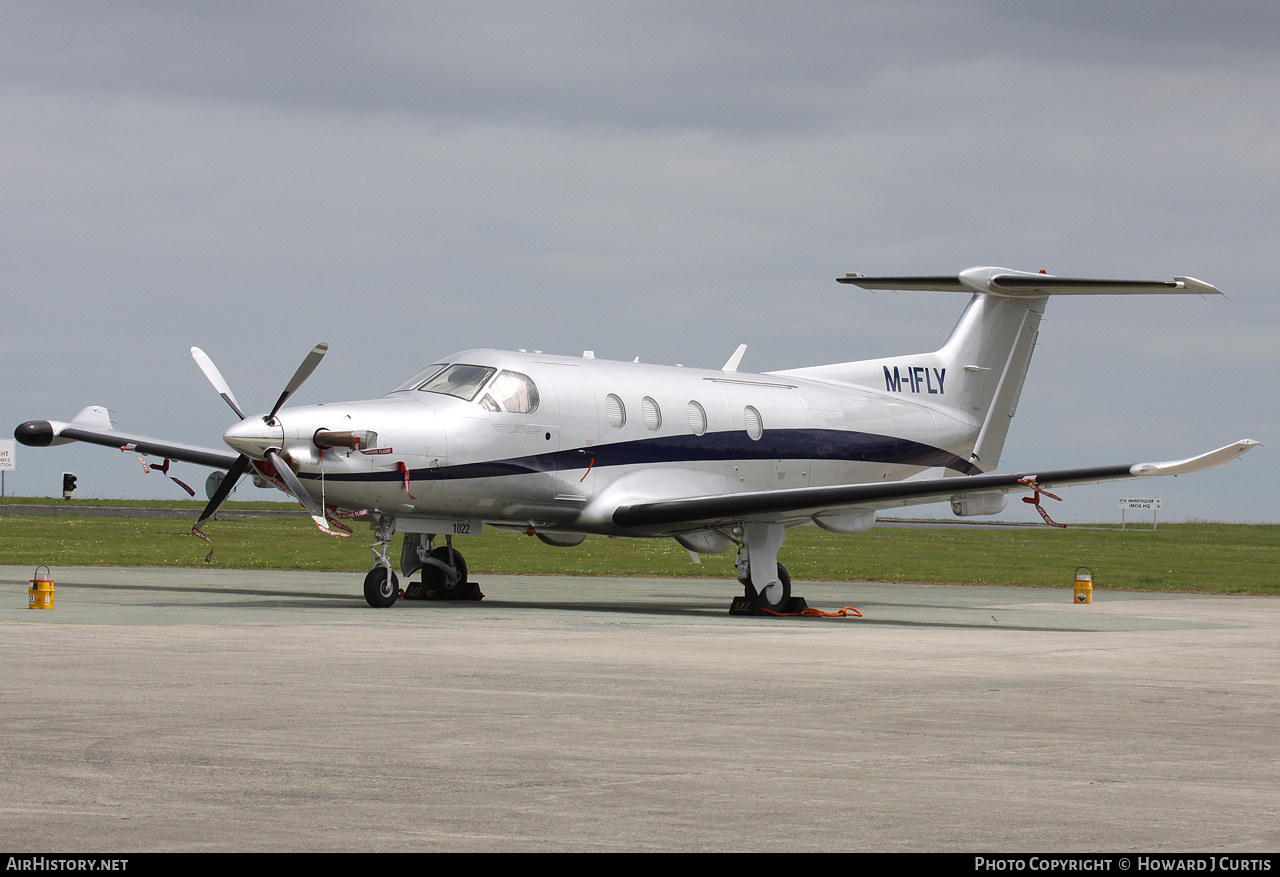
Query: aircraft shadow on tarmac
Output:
[[36, 578, 1097, 631], [26, 579, 354, 605], [485, 600, 1094, 631]]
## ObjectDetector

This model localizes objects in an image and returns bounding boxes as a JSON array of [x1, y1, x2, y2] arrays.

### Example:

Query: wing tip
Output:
[[1130, 439, 1260, 477]]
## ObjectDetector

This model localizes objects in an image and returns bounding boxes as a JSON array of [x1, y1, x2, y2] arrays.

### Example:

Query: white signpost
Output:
[[0, 439, 14, 501], [1118, 497, 1161, 530]]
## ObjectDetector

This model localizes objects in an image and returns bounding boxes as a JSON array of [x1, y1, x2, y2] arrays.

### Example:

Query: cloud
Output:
[[1, 1, 1273, 522]]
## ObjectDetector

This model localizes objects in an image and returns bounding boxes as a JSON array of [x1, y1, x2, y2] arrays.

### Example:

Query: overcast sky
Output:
[[2, 1, 1275, 524]]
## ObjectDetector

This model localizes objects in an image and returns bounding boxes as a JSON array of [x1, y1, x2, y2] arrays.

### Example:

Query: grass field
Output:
[[2, 498, 1277, 594]]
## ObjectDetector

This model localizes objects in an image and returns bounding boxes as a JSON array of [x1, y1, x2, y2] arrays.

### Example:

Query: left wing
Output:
[[612, 440, 1258, 531]]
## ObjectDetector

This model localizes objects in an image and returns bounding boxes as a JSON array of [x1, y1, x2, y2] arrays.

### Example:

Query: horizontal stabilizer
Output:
[[840, 266, 1223, 297]]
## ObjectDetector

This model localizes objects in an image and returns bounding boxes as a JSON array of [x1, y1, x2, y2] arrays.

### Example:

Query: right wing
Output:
[[15, 406, 238, 470]]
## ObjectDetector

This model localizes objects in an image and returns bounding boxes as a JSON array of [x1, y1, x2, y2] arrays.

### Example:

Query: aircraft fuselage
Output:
[[266, 347, 978, 540]]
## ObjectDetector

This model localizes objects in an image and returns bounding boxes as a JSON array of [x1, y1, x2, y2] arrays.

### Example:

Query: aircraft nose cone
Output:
[[223, 416, 285, 460]]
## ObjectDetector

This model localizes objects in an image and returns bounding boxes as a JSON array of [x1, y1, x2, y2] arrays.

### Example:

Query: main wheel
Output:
[[754, 563, 791, 611], [364, 566, 400, 608], [421, 546, 468, 596]]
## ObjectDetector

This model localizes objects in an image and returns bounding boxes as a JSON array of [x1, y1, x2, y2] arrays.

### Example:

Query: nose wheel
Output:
[[363, 566, 400, 608]]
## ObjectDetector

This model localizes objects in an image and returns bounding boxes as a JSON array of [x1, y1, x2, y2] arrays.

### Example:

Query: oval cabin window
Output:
[[687, 401, 707, 436], [744, 405, 763, 441], [642, 397, 661, 431], [605, 394, 626, 428]]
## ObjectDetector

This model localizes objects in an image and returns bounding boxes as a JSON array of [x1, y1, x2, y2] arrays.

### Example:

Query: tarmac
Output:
[[1, 564, 1277, 852]]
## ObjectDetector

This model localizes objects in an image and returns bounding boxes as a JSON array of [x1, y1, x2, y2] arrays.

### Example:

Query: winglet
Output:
[[1129, 440, 1259, 477], [1173, 276, 1224, 296]]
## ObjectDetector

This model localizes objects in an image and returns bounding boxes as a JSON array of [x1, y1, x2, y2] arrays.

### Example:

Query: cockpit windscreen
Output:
[[395, 363, 496, 401]]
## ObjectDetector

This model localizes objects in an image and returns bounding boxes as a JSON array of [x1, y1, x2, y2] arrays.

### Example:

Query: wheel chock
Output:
[[403, 581, 485, 601], [729, 595, 809, 616]]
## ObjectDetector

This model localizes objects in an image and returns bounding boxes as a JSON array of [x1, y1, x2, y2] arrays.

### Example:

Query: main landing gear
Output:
[[403, 541, 480, 602], [729, 522, 808, 615], [361, 519, 483, 608]]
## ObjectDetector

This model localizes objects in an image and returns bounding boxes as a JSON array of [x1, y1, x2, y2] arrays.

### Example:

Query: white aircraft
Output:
[[15, 266, 1258, 611]]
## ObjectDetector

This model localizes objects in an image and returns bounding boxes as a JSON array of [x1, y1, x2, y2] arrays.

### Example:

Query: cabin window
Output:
[[416, 364, 496, 401], [605, 394, 626, 428], [744, 405, 763, 441], [642, 397, 661, 431], [687, 401, 707, 436], [489, 370, 540, 413]]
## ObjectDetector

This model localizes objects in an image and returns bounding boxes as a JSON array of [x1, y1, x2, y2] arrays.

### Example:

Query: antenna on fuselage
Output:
[[722, 344, 748, 372]]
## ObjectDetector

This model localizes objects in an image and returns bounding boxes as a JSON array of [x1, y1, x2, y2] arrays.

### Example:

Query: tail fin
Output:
[[778, 267, 1222, 473], [937, 293, 1045, 471]]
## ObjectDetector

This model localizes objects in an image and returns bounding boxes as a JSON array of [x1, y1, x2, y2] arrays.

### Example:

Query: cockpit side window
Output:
[[488, 370, 540, 413], [416, 364, 497, 401]]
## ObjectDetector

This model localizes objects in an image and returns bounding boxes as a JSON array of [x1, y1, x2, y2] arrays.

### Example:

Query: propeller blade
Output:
[[268, 342, 329, 421], [195, 454, 252, 529], [191, 347, 246, 420], [266, 448, 328, 530]]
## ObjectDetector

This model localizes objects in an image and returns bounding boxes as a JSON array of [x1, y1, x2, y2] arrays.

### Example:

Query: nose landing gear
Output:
[[363, 515, 402, 607]]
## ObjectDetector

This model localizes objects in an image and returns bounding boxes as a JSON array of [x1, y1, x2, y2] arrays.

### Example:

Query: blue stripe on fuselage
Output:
[[308, 428, 981, 483]]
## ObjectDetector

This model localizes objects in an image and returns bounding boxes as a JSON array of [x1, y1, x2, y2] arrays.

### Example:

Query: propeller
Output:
[[191, 343, 331, 533], [191, 347, 246, 420], [265, 448, 329, 531], [196, 454, 252, 529], [269, 342, 328, 423]]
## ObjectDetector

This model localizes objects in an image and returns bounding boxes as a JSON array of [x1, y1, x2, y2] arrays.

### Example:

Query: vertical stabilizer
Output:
[[939, 294, 1045, 471]]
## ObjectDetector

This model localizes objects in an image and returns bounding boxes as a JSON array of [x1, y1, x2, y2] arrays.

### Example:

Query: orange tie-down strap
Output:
[[761, 606, 863, 618]]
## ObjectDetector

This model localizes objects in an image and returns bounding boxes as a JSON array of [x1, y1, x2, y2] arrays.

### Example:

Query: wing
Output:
[[611, 440, 1258, 531], [15, 406, 238, 470]]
